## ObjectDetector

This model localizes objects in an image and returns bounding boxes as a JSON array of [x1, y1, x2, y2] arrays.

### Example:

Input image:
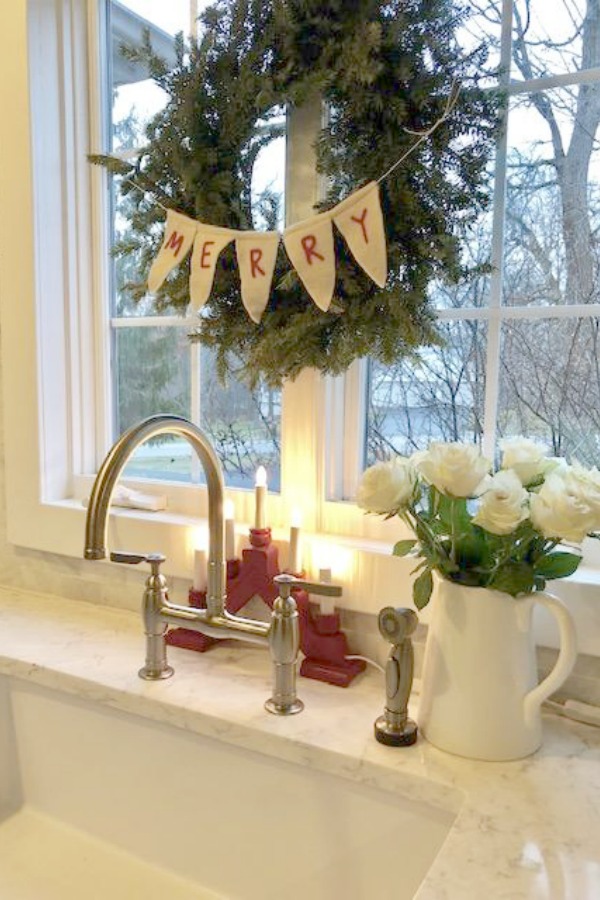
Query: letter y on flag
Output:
[[333, 181, 387, 288]]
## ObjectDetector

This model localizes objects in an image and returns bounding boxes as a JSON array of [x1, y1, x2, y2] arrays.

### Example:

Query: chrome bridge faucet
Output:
[[84, 414, 305, 715]]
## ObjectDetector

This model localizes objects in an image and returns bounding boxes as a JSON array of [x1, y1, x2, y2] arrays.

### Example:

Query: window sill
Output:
[[6, 497, 598, 656]]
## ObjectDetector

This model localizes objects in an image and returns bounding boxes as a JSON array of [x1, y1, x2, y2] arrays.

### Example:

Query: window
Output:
[[107, 1, 283, 490], [2, 0, 600, 652], [361, 1, 600, 489]]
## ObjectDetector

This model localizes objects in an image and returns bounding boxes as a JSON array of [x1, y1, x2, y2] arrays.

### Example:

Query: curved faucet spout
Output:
[[84, 415, 226, 617]]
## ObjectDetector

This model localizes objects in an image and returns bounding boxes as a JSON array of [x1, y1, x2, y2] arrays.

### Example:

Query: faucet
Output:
[[374, 606, 418, 746], [84, 414, 303, 716]]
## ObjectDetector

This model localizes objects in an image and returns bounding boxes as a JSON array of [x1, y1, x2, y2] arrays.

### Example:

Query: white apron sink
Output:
[[0, 676, 455, 899]]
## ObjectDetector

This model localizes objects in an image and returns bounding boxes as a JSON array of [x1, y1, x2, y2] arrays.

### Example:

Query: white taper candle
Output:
[[318, 567, 334, 615], [224, 498, 236, 560], [255, 466, 268, 529], [288, 507, 302, 574]]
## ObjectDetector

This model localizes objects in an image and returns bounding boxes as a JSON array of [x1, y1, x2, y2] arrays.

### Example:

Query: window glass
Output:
[[365, 321, 487, 465], [108, 0, 282, 490], [359, 0, 600, 497], [504, 85, 600, 307], [497, 317, 600, 464], [511, 0, 588, 79]]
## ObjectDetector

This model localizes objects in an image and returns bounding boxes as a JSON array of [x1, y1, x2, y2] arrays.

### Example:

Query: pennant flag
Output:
[[283, 211, 336, 311], [147, 210, 197, 294], [333, 181, 387, 288], [235, 231, 280, 323], [189, 225, 236, 311]]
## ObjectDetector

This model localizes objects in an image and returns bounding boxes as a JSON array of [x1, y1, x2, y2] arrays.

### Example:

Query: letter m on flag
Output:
[[165, 231, 184, 256]]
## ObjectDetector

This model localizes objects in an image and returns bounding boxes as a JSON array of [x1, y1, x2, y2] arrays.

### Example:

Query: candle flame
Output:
[[255, 465, 268, 488], [290, 507, 302, 528], [224, 499, 235, 520]]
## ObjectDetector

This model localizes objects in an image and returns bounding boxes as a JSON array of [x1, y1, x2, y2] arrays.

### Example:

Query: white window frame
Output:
[[2, 0, 600, 654], [0, 0, 326, 576]]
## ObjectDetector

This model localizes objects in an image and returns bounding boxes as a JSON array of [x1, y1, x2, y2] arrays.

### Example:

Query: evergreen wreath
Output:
[[93, 0, 500, 388]]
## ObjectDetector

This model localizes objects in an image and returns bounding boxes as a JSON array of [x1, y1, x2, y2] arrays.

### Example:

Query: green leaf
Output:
[[488, 563, 535, 597], [413, 568, 433, 610], [393, 539, 417, 557], [534, 552, 582, 580]]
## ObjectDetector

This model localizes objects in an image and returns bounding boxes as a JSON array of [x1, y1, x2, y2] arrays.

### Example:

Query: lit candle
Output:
[[318, 566, 335, 616], [255, 466, 268, 529], [224, 498, 236, 560], [288, 507, 302, 574]]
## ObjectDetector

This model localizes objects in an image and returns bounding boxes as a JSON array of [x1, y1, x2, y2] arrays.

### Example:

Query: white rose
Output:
[[529, 470, 599, 543], [500, 437, 550, 485], [472, 470, 529, 535], [566, 462, 600, 516], [357, 457, 418, 514], [415, 442, 490, 498]]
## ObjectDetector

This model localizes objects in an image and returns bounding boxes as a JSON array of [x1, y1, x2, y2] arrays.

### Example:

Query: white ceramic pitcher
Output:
[[418, 580, 578, 761]]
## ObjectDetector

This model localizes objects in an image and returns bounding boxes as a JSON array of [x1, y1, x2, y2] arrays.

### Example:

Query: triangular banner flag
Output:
[[189, 225, 236, 311], [283, 211, 335, 311], [235, 231, 280, 323], [333, 181, 387, 288], [147, 210, 197, 294]]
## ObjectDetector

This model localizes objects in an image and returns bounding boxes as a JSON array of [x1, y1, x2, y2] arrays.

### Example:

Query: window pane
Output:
[[199, 351, 281, 491], [497, 317, 600, 464], [110, 1, 190, 152], [511, 0, 589, 79], [428, 206, 493, 310], [115, 326, 193, 482], [458, 1, 503, 82], [504, 84, 600, 306], [365, 321, 487, 466]]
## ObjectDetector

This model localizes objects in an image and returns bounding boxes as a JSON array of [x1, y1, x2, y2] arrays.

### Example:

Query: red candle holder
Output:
[[166, 527, 365, 687]]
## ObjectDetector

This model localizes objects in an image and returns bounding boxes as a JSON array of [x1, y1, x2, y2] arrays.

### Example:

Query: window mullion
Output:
[[281, 100, 325, 532], [481, 0, 513, 460]]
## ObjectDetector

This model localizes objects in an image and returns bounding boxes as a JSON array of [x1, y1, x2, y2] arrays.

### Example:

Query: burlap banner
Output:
[[147, 181, 387, 321]]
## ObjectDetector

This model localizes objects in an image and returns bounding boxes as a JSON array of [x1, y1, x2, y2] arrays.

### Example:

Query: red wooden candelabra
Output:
[[166, 527, 365, 687]]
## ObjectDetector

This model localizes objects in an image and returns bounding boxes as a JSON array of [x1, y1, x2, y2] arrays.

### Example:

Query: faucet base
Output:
[[374, 714, 418, 747], [138, 665, 175, 681], [265, 697, 304, 716]]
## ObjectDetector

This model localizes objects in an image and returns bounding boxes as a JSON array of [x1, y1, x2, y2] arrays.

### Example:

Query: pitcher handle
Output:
[[523, 591, 577, 727]]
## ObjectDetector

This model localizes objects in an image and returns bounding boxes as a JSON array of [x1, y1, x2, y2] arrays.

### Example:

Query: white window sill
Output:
[[7, 496, 597, 657]]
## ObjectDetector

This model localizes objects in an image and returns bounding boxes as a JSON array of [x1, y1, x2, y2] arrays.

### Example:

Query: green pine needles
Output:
[[92, 0, 500, 387]]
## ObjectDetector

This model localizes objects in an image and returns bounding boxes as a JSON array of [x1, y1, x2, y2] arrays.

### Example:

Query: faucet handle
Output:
[[274, 573, 342, 598], [110, 551, 166, 576]]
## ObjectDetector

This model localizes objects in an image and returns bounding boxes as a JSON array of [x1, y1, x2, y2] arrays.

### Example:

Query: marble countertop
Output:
[[0, 585, 598, 899]]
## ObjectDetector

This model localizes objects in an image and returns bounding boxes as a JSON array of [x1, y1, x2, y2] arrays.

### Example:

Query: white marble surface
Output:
[[0, 585, 599, 899]]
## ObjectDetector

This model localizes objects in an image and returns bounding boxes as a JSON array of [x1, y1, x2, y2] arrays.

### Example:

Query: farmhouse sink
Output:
[[0, 675, 455, 899]]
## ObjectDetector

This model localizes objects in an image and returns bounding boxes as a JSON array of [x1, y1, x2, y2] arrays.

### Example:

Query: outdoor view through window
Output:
[[109, 0, 283, 489], [108, 1, 600, 494], [367, 0, 600, 471]]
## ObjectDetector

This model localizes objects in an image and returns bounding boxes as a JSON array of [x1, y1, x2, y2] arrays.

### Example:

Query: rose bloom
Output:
[[357, 457, 417, 514], [500, 437, 550, 485], [472, 470, 529, 536], [566, 462, 600, 516], [415, 442, 490, 498], [530, 470, 600, 543]]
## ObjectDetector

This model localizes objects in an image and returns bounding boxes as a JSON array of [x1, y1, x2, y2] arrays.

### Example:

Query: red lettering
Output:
[[200, 240, 215, 269], [164, 231, 184, 256], [250, 248, 265, 278], [300, 234, 325, 265], [350, 208, 369, 244]]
